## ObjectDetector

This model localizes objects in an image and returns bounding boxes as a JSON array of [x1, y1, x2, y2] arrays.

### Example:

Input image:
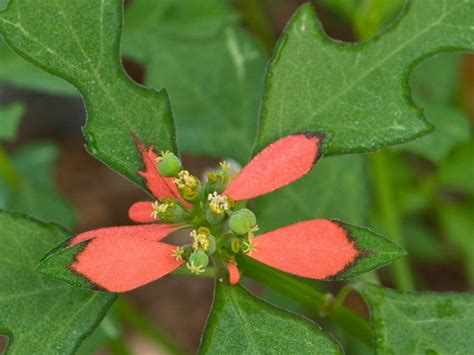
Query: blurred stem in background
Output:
[[236, 0, 276, 54], [240, 258, 373, 345], [0, 146, 20, 189], [114, 297, 186, 355], [370, 152, 415, 291]]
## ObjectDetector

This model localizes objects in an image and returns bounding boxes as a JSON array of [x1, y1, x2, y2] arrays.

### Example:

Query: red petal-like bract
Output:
[[69, 224, 178, 246], [136, 142, 181, 200], [129, 201, 156, 223], [224, 133, 323, 201], [72, 234, 183, 292], [249, 220, 358, 279], [227, 263, 240, 285]]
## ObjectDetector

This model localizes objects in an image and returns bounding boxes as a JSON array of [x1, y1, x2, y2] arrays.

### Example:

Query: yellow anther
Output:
[[208, 191, 229, 215], [190, 229, 211, 252], [174, 170, 198, 189], [151, 200, 173, 219], [174, 170, 200, 201]]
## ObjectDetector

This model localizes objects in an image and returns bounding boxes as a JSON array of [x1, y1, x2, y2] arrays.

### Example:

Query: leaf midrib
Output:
[[227, 286, 262, 354]]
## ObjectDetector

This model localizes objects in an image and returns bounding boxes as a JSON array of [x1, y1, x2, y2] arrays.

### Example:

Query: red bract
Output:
[[40, 133, 363, 293]]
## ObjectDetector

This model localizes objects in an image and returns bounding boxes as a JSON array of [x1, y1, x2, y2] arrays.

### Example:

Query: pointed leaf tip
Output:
[[224, 133, 326, 201], [200, 282, 342, 353]]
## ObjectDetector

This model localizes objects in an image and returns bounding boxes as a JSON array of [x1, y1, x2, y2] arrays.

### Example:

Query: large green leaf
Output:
[[0, 38, 76, 96], [123, 0, 266, 162], [0, 102, 23, 140], [255, 154, 368, 233], [358, 283, 474, 354], [199, 282, 342, 354], [254, 1, 474, 155], [0, 210, 115, 354], [125, 0, 237, 39], [0, 0, 177, 189], [6, 142, 76, 228]]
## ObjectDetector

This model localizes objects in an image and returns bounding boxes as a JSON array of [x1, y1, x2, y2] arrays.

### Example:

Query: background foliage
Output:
[[0, 0, 472, 353]]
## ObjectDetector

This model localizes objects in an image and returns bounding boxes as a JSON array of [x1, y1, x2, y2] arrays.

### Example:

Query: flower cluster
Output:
[[39, 133, 390, 293], [144, 150, 259, 276]]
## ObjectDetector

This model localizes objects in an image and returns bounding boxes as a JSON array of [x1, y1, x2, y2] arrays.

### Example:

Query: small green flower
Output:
[[156, 151, 182, 177], [187, 251, 209, 275], [229, 208, 257, 235]]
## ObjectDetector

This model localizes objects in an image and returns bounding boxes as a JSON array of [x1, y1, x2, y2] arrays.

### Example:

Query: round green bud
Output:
[[207, 235, 217, 255], [158, 152, 182, 177], [229, 208, 257, 235], [189, 251, 209, 268], [206, 208, 225, 225]]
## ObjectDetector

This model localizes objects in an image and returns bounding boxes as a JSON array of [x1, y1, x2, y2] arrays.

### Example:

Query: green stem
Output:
[[370, 152, 415, 291], [172, 265, 215, 278], [0, 146, 20, 188], [107, 337, 132, 355], [113, 297, 186, 355], [240, 258, 373, 345]]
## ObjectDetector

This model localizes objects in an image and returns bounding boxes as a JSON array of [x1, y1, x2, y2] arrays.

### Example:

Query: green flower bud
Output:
[[229, 208, 257, 235], [189, 251, 209, 269], [157, 152, 182, 177], [206, 208, 225, 225], [207, 235, 217, 255]]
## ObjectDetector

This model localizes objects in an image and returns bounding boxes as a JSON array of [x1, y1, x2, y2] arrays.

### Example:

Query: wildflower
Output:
[[38, 133, 404, 292]]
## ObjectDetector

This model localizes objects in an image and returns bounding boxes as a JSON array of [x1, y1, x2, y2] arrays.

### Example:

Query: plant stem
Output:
[[0, 146, 20, 188], [172, 265, 215, 278], [113, 297, 186, 355], [240, 257, 373, 346], [107, 337, 132, 355], [370, 152, 415, 291]]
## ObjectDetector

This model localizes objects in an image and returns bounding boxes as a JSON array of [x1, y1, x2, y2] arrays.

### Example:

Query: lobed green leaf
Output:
[[4, 143, 76, 228], [123, 0, 266, 163], [0, 211, 114, 354], [255, 1, 474, 155], [199, 282, 342, 354], [0, 0, 177, 190], [358, 283, 474, 354]]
